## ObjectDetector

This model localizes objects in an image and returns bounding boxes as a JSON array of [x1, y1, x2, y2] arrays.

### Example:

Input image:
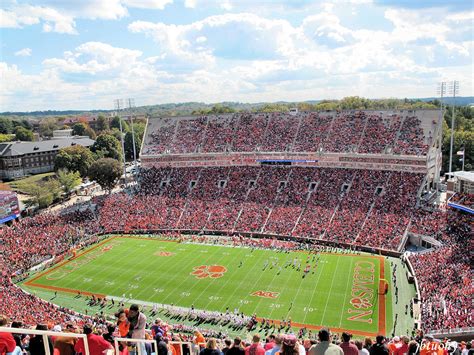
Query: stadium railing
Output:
[[427, 327, 474, 339], [170, 341, 193, 355], [0, 327, 90, 355], [113, 337, 157, 355]]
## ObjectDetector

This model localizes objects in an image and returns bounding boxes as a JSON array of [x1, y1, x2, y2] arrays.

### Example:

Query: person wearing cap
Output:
[[340, 333, 358, 355], [388, 337, 401, 355], [309, 329, 343, 355], [370, 335, 389, 355], [74, 323, 113, 355], [54, 323, 78, 355], [245, 334, 265, 355], [394, 337, 409, 355]]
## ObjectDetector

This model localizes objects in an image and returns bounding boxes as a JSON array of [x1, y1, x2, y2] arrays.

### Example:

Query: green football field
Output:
[[24, 236, 393, 336]]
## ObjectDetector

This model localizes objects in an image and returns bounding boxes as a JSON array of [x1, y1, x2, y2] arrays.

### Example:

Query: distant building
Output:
[[53, 129, 73, 138], [0, 189, 20, 224], [0, 137, 95, 180], [446, 171, 474, 214], [60, 115, 101, 130]]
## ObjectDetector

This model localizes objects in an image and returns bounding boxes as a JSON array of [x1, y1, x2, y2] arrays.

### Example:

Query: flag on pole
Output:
[[456, 151, 464, 156]]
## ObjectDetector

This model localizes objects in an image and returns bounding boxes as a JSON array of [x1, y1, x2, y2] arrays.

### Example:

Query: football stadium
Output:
[[1, 108, 472, 352], [1, 2, 473, 354]]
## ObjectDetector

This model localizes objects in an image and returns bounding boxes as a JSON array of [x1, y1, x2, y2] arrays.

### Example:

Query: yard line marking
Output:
[[338, 256, 355, 328], [320, 254, 342, 325], [203, 247, 270, 313], [201, 248, 252, 311], [302, 253, 328, 324]]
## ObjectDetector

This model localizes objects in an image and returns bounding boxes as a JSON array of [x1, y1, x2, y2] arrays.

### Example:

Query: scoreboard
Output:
[[0, 190, 20, 224]]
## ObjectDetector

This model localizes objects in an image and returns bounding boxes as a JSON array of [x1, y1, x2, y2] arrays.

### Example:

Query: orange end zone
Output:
[[377, 256, 387, 335]]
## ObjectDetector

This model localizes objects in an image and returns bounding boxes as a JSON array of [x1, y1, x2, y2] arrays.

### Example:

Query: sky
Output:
[[0, 0, 473, 111]]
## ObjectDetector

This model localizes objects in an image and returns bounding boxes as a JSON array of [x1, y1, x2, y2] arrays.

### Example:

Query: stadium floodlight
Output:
[[114, 99, 128, 188], [435, 82, 446, 189], [127, 98, 138, 177], [447, 81, 459, 175]]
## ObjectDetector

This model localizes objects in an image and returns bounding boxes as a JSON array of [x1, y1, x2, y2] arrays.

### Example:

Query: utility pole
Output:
[[127, 98, 138, 176], [448, 81, 459, 176], [114, 99, 127, 188]]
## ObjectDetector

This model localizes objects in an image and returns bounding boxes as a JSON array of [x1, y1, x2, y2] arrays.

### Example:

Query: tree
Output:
[[39, 118, 59, 137], [110, 116, 129, 132], [88, 158, 122, 193], [0, 117, 14, 134], [124, 123, 145, 160], [44, 178, 62, 201], [72, 122, 87, 136], [12, 119, 32, 130], [84, 126, 97, 139], [18, 178, 62, 208], [57, 169, 82, 194], [54, 145, 94, 177], [92, 134, 122, 161], [96, 115, 109, 132], [124, 131, 142, 160], [14, 126, 34, 141], [0, 133, 15, 143], [109, 128, 124, 142]]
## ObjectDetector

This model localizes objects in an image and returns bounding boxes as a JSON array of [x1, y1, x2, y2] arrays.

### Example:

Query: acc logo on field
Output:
[[154, 251, 175, 256], [250, 290, 280, 299], [191, 265, 227, 279]]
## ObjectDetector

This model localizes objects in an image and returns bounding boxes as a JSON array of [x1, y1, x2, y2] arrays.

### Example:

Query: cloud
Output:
[[122, 0, 173, 10], [0, 0, 173, 34], [184, 0, 197, 8], [14, 48, 32, 57], [0, 5, 76, 33], [129, 13, 300, 64], [2, 2, 473, 111], [42, 42, 143, 75]]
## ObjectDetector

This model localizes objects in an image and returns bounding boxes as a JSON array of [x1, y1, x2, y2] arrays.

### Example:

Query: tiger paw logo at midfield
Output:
[[191, 265, 227, 279]]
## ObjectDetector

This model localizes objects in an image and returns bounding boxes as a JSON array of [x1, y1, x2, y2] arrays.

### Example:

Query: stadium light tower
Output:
[[114, 99, 128, 188], [448, 81, 459, 175], [127, 98, 138, 176], [435, 82, 446, 189]]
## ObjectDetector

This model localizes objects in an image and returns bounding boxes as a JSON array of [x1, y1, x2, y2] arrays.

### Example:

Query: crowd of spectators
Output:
[[449, 193, 474, 209], [141, 111, 431, 156], [392, 116, 428, 156], [136, 166, 422, 251], [409, 210, 472, 332], [0, 161, 470, 338], [2, 312, 472, 355]]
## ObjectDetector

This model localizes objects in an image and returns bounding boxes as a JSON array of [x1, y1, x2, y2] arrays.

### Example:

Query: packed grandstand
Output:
[[0, 110, 472, 354]]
